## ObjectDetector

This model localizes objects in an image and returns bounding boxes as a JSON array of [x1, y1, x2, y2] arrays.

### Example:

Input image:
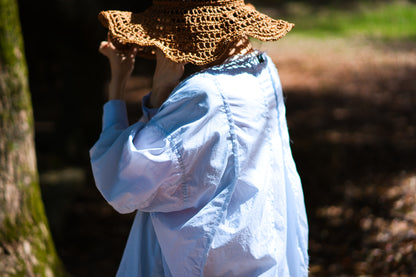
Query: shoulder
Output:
[[158, 72, 221, 115], [150, 72, 223, 133], [167, 72, 218, 103]]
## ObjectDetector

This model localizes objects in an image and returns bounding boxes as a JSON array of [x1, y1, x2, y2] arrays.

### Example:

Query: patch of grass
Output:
[[281, 1, 416, 41]]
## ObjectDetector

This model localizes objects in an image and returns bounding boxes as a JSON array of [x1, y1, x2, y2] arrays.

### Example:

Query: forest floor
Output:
[[40, 36, 416, 276], [266, 36, 416, 276]]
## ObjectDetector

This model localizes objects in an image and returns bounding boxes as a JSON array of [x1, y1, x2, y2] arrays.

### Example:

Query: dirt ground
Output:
[[268, 37, 416, 276], [43, 37, 416, 276]]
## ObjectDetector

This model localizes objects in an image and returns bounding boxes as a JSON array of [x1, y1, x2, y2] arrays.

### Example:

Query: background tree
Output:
[[0, 0, 66, 275]]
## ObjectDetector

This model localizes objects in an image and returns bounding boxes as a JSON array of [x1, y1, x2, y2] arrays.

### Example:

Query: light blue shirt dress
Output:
[[90, 51, 309, 277]]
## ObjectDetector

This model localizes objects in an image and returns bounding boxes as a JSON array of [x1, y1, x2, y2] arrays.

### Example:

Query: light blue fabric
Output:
[[90, 51, 309, 277]]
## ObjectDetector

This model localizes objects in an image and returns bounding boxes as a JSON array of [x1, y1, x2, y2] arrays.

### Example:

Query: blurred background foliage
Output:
[[17, 0, 415, 276], [270, 0, 416, 40]]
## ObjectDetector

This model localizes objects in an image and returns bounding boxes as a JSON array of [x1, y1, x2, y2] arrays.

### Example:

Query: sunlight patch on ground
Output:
[[254, 36, 416, 96]]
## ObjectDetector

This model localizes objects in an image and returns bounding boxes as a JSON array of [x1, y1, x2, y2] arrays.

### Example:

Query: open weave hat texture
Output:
[[99, 0, 294, 65]]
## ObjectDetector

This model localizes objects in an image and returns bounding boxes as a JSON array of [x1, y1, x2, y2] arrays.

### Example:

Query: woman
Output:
[[91, 0, 308, 276]]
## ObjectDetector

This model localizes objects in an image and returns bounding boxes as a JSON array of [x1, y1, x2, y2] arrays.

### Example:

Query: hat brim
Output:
[[99, 3, 294, 65]]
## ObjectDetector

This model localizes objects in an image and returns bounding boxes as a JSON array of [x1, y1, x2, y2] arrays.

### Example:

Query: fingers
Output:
[[155, 48, 165, 61], [99, 40, 116, 57], [128, 46, 138, 60], [155, 49, 184, 72], [153, 49, 185, 90], [98, 41, 108, 55], [99, 40, 138, 60]]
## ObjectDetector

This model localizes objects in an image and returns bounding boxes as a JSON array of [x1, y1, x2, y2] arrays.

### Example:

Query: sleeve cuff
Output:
[[141, 92, 159, 121], [102, 100, 129, 131]]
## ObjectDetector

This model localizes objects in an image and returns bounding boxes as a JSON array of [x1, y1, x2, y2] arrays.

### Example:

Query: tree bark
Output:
[[0, 0, 66, 275]]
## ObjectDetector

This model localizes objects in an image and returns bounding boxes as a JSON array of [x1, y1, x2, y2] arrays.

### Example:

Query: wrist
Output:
[[108, 78, 128, 100]]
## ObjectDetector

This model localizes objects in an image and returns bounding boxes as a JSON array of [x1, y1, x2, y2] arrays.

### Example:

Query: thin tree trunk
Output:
[[0, 0, 66, 275]]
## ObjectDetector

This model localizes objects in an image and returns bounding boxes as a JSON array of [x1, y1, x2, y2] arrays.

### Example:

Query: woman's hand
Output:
[[150, 49, 185, 108], [99, 39, 137, 100]]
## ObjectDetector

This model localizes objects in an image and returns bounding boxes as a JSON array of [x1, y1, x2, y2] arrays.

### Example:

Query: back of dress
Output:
[[199, 51, 309, 276]]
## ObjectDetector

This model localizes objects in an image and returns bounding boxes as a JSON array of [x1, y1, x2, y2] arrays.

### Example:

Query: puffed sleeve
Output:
[[90, 75, 229, 214]]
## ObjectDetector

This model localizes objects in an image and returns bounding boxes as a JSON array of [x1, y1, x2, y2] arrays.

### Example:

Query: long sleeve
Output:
[[90, 98, 185, 213], [90, 76, 230, 214]]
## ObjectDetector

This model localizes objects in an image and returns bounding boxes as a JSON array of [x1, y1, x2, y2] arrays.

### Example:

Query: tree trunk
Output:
[[0, 0, 66, 275]]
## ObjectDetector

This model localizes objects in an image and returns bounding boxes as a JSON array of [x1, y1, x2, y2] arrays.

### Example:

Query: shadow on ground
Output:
[[283, 52, 416, 275], [286, 89, 416, 275]]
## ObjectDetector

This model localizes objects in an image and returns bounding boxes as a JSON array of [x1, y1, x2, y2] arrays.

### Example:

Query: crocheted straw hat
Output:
[[99, 0, 294, 65]]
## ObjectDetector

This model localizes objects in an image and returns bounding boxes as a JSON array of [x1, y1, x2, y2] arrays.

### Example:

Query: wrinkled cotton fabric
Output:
[[90, 51, 309, 277]]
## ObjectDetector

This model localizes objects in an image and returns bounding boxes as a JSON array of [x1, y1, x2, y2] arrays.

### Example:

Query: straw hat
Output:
[[99, 0, 294, 65]]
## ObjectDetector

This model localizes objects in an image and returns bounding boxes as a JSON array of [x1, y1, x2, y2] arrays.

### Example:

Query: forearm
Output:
[[108, 77, 128, 100], [99, 40, 137, 101], [148, 49, 185, 108]]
